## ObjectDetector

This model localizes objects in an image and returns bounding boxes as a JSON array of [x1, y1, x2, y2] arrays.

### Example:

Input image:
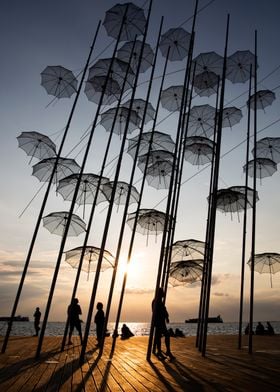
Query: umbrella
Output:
[[117, 40, 154, 73], [170, 239, 205, 262], [102, 181, 140, 210], [193, 71, 219, 97], [137, 149, 174, 172], [42, 211, 86, 237], [184, 136, 214, 148], [40, 65, 77, 98], [228, 186, 259, 208], [32, 157, 80, 184], [252, 137, 280, 163], [221, 107, 243, 129], [84, 76, 121, 105], [122, 98, 155, 124], [184, 140, 214, 166], [100, 107, 141, 136], [226, 50, 256, 83], [146, 160, 173, 190], [159, 27, 191, 61], [192, 51, 223, 76], [57, 173, 108, 218], [161, 85, 188, 112], [187, 104, 216, 138], [248, 252, 280, 288], [214, 188, 258, 220], [88, 58, 135, 94], [65, 245, 115, 280], [127, 131, 175, 158], [244, 158, 277, 182], [169, 259, 203, 286], [17, 131, 56, 162], [247, 89, 276, 111], [103, 3, 146, 42]]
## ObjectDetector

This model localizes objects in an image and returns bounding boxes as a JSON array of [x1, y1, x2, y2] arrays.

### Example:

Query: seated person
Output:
[[266, 321, 275, 335], [255, 321, 265, 335], [175, 328, 185, 337], [168, 328, 175, 337], [121, 324, 134, 340]]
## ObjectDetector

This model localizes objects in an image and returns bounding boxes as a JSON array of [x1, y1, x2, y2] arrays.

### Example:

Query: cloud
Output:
[[212, 292, 229, 297], [125, 287, 154, 295]]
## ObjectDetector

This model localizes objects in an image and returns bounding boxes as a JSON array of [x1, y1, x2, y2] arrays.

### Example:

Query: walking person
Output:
[[33, 307, 41, 336], [67, 298, 83, 345], [94, 302, 105, 348]]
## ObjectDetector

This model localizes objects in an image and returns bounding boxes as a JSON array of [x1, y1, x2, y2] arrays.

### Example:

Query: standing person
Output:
[[33, 307, 41, 336], [266, 321, 275, 335], [152, 287, 175, 360], [94, 302, 105, 348], [67, 298, 83, 345]]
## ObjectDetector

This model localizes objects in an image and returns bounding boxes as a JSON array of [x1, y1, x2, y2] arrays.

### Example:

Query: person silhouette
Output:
[[256, 321, 265, 335], [33, 307, 41, 336], [152, 287, 175, 360], [67, 298, 82, 345], [266, 321, 275, 335], [94, 302, 105, 348], [121, 324, 134, 340]]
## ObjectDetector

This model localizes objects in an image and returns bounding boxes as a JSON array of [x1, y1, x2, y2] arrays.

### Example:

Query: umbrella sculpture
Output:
[[126, 208, 168, 245], [169, 259, 204, 287], [228, 185, 258, 208], [192, 51, 223, 77], [127, 131, 175, 158], [146, 160, 173, 190], [117, 40, 154, 73], [252, 137, 280, 163], [159, 27, 191, 61], [187, 104, 216, 138], [244, 158, 277, 183], [65, 245, 115, 280], [84, 76, 121, 105], [226, 50, 256, 84], [102, 181, 140, 211], [184, 138, 214, 167], [221, 106, 243, 129], [103, 2, 147, 42], [100, 107, 141, 136], [169, 239, 205, 262], [56, 173, 109, 218], [17, 131, 56, 162], [193, 70, 219, 97], [247, 89, 276, 111], [122, 98, 155, 124], [137, 149, 174, 172], [42, 211, 86, 237], [40, 65, 78, 98], [247, 252, 280, 288], [32, 157, 80, 185], [161, 85, 188, 112]]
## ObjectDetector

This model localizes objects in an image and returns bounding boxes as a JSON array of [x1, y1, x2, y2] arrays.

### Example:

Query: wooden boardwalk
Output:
[[0, 335, 279, 391]]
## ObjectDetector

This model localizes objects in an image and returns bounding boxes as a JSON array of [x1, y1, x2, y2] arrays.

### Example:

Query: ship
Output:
[[0, 315, 29, 322], [185, 315, 223, 323]]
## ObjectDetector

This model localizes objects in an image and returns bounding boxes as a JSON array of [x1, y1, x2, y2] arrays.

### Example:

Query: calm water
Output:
[[1, 321, 279, 337]]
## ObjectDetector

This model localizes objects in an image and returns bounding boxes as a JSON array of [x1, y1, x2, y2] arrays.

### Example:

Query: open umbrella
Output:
[[65, 245, 115, 280], [100, 107, 141, 136], [117, 40, 154, 73], [193, 71, 219, 97], [226, 50, 256, 84], [42, 211, 86, 237], [244, 158, 277, 183], [137, 149, 174, 172], [187, 104, 216, 138], [127, 131, 175, 158], [40, 65, 77, 98], [159, 27, 191, 61], [170, 239, 205, 262], [122, 98, 155, 124], [169, 259, 203, 286], [32, 157, 80, 184], [84, 76, 121, 105], [214, 188, 258, 220], [247, 89, 276, 111], [161, 85, 188, 112], [228, 185, 258, 208], [17, 131, 56, 163], [102, 181, 140, 211], [184, 140, 214, 167], [248, 252, 280, 288], [252, 137, 280, 163], [221, 107, 243, 129], [146, 160, 173, 190], [192, 51, 223, 76], [103, 3, 146, 41]]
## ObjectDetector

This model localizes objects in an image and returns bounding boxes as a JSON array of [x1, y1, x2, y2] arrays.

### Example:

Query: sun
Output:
[[118, 252, 146, 285]]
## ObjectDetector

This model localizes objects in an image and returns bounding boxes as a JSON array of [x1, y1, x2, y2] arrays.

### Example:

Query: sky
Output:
[[0, 0, 280, 324]]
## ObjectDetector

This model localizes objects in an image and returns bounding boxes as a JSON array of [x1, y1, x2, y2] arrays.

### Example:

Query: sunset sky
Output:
[[0, 0, 279, 324]]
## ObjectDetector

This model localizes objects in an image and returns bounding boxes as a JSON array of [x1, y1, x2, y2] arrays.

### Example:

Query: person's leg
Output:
[[68, 323, 74, 344], [163, 327, 175, 359], [76, 322, 83, 344]]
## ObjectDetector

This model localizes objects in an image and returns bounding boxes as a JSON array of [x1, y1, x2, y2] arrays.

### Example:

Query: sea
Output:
[[1, 321, 280, 337]]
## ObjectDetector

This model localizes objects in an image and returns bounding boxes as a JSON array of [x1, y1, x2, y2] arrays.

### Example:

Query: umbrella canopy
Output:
[[192, 51, 223, 76], [226, 50, 256, 83], [159, 27, 191, 61], [122, 98, 155, 124], [193, 71, 219, 97], [248, 252, 280, 287], [146, 160, 173, 190], [244, 158, 277, 180], [184, 136, 214, 148], [214, 188, 258, 219], [32, 157, 80, 184], [187, 104, 216, 138], [42, 211, 86, 236], [161, 85, 188, 112], [247, 89, 276, 111], [65, 245, 114, 279], [84, 76, 121, 105], [100, 107, 141, 136], [221, 107, 243, 129], [252, 137, 280, 163], [117, 40, 154, 73], [137, 149, 174, 172], [17, 131, 56, 162], [103, 3, 146, 41], [126, 208, 168, 238], [102, 181, 140, 209], [184, 141, 214, 166], [127, 131, 175, 158], [228, 185, 259, 208], [40, 65, 77, 98], [170, 239, 205, 262], [169, 259, 203, 286]]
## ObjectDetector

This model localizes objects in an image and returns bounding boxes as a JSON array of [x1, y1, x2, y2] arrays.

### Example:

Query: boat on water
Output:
[[0, 315, 29, 322], [185, 315, 223, 323]]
